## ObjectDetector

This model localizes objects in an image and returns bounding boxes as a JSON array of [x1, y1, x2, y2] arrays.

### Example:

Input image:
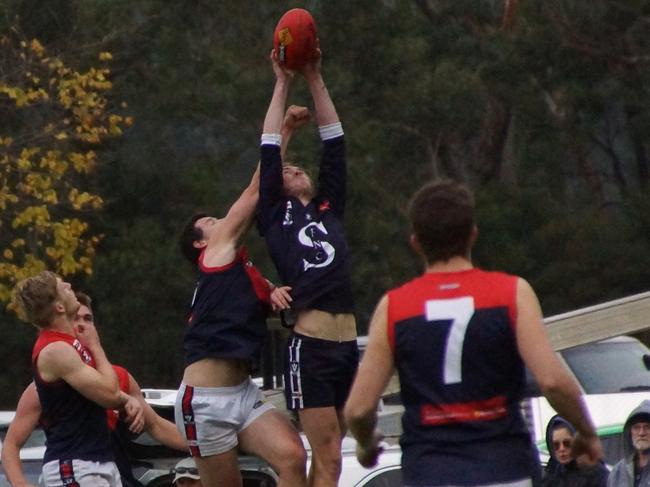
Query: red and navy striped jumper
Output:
[[387, 269, 540, 486], [32, 330, 113, 466], [183, 246, 271, 367]]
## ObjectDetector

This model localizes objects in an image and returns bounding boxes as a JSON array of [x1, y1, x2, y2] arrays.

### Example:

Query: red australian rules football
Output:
[[273, 8, 318, 70]]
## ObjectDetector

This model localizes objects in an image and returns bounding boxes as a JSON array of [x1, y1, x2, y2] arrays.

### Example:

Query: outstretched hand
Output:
[[270, 49, 294, 83], [299, 42, 322, 81]]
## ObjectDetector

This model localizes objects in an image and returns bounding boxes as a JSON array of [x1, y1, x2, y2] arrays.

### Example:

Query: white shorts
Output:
[[41, 459, 121, 487], [175, 377, 274, 457]]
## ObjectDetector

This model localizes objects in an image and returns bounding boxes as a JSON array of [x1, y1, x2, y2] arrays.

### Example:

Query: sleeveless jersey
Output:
[[183, 246, 271, 366], [387, 269, 540, 486], [32, 330, 113, 464], [258, 136, 354, 313]]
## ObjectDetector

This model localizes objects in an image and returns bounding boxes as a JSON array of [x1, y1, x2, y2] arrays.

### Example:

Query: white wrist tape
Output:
[[261, 133, 282, 146], [319, 122, 343, 141]]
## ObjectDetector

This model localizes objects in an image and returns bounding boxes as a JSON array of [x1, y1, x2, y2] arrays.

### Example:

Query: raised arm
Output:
[[217, 163, 261, 247], [344, 295, 394, 468], [515, 278, 603, 463], [258, 51, 294, 231], [301, 48, 339, 127], [300, 48, 346, 214], [280, 105, 311, 161], [1, 383, 41, 487], [263, 50, 294, 136]]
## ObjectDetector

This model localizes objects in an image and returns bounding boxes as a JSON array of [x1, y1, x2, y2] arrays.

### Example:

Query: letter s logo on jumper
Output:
[[298, 222, 335, 271]]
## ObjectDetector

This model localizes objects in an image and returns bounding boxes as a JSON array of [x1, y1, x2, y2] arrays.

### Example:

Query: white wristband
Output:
[[319, 122, 344, 141], [261, 133, 282, 146]]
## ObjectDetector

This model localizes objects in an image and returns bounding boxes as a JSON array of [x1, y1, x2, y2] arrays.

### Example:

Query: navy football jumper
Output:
[[387, 269, 540, 486]]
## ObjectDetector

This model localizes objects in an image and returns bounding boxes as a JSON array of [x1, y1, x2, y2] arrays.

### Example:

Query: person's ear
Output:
[[53, 301, 65, 314], [469, 225, 478, 248], [409, 234, 422, 255]]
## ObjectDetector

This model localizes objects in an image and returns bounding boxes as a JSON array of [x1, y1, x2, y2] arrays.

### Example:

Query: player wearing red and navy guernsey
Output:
[[32, 330, 113, 467], [345, 180, 604, 487], [183, 246, 271, 367], [14, 271, 123, 487], [175, 99, 307, 485], [387, 270, 536, 485]]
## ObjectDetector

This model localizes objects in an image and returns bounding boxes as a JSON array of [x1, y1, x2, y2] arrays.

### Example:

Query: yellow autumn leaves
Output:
[[0, 35, 131, 303]]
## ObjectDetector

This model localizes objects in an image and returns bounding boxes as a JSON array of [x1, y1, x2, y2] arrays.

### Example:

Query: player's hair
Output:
[[12, 271, 60, 328], [408, 179, 475, 264], [75, 291, 93, 311], [179, 212, 208, 264]]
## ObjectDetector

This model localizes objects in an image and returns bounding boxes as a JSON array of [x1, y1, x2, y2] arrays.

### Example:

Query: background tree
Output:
[[0, 29, 130, 399]]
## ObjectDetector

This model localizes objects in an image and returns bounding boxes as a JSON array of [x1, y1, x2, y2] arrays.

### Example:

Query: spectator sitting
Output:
[[543, 415, 608, 487], [172, 457, 202, 487]]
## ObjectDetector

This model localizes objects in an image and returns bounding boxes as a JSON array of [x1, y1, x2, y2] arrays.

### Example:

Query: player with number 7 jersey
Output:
[[386, 269, 533, 483], [345, 180, 603, 487]]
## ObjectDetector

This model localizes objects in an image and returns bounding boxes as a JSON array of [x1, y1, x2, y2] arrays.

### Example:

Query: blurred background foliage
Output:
[[1, 0, 649, 406]]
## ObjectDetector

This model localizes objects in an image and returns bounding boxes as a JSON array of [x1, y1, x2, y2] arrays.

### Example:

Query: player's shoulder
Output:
[[38, 339, 76, 357], [36, 340, 82, 372], [471, 267, 519, 284]]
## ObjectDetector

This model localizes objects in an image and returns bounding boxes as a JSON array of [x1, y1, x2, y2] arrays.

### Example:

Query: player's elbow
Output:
[[537, 374, 562, 396], [344, 399, 375, 428], [97, 387, 122, 409], [537, 371, 577, 399], [1, 440, 18, 468]]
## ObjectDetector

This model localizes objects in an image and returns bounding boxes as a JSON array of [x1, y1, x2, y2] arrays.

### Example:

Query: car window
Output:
[[24, 428, 46, 449], [601, 432, 625, 467], [561, 341, 650, 394]]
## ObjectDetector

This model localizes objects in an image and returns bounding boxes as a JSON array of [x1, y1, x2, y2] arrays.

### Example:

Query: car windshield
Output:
[[561, 340, 650, 394]]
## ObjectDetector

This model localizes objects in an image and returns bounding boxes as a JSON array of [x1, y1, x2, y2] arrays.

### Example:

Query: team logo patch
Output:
[[253, 400, 266, 409], [439, 283, 460, 290], [72, 340, 92, 364], [319, 200, 330, 212], [283, 201, 293, 226], [298, 222, 335, 271]]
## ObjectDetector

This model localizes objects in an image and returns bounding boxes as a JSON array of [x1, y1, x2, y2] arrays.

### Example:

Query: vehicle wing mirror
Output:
[[643, 354, 650, 371]]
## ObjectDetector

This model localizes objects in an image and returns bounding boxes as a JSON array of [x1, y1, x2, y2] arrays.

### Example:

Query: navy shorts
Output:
[[284, 331, 359, 410]]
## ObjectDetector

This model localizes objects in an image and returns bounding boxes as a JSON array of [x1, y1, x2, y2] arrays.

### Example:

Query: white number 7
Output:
[[425, 297, 475, 384]]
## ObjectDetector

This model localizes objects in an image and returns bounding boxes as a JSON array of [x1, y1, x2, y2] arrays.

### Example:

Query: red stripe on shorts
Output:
[[59, 459, 80, 487], [181, 385, 201, 457]]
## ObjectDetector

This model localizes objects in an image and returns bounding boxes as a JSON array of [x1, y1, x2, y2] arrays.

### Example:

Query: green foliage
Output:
[[0, 32, 131, 306]]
